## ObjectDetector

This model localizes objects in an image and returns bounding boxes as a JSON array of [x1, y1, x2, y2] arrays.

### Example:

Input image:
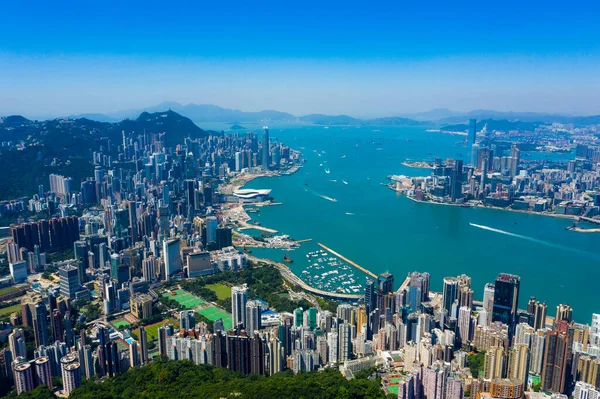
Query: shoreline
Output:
[[387, 184, 595, 228]]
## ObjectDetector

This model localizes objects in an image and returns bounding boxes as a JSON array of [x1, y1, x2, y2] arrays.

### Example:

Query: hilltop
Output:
[[0, 111, 208, 199]]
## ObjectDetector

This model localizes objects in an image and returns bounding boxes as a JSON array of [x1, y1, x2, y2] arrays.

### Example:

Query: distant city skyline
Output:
[[1, 1, 599, 117]]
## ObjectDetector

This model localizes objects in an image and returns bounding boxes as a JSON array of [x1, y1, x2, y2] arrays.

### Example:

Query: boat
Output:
[[283, 254, 294, 263]]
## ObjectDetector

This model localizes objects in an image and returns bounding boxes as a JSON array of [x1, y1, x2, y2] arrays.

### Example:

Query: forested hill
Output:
[[8, 360, 391, 399], [0, 111, 208, 199]]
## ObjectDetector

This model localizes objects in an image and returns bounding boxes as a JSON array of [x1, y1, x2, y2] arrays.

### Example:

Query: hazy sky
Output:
[[1, 1, 599, 118]]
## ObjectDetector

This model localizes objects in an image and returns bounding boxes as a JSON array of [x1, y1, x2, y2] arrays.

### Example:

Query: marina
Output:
[[301, 249, 365, 294]]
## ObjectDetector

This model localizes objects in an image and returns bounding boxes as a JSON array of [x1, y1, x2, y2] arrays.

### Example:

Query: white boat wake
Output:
[[469, 223, 600, 259], [346, 212, 355, 215], [305, 187, 337, 203], [342, 180, 348, 185]]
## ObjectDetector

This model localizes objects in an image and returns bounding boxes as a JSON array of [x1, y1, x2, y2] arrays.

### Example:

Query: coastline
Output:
[[387, 184, 592, 227]]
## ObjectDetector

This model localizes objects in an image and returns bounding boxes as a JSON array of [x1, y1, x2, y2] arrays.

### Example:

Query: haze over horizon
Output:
[[1, 1, 599, 118]]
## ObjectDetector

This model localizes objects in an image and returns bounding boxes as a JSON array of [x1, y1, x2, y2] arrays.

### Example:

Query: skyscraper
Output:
[[33, 301, 49, 348], [542, 327, 570, 393], [507, 344, 530, 382], [555, 304, 573, 323], [162, 238, 181, 280], [14, 362, 34, 395], [364, 279, 378, 316], [139, 327, 148, 366], [245, 300, 261, 334], [262, 126, 270, 170], [483, 283, 495, 325], [468, 119, 477, 165], [231, 285, 248, 329], [442, 277, 458, 323], [492, 273, 520, 338], [59, 265, 81, 299], [34, 356, 53, 390], [61, 354, 81, 396]]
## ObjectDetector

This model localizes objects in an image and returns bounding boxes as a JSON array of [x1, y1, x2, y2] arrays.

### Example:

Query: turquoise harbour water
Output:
[[211, 123, 599, 321]]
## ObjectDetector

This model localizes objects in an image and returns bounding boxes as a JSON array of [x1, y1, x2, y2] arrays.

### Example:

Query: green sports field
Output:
[[206, 283, 231, 300], [197, 306, 233, 330], [144, 318, 179, 342], [162, 289, 205, 309], [0, 304, 20, 317], [387, 385, 399, 395], [112, 319, 131, 329]]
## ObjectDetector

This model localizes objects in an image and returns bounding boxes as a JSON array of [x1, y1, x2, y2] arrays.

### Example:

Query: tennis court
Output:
[[387, 385, 399, 395], [163, 289, 205, 309], [389, 377, 403, 383], [198, 306, 233, 330]]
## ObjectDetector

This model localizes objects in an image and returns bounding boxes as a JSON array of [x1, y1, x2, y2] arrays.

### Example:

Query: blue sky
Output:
[[1, 1, 599, 117]]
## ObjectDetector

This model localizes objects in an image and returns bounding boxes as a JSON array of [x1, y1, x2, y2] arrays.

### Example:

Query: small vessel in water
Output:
[[283, 254, 294, 263]]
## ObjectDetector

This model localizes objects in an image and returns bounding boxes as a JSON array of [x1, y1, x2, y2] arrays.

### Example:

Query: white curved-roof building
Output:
[[233, 189, 272, 203]]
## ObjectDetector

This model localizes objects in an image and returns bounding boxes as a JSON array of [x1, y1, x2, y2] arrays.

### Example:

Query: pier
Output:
[[248, 255, 362, 301], [316, 243, 377, 279], [238, 224, 278, 234], [296, 238, 313, 244], [397, 276, 411, 293]]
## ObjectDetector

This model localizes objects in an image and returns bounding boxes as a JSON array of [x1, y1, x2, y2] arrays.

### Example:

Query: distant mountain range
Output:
[[3, 102, 600, 128]]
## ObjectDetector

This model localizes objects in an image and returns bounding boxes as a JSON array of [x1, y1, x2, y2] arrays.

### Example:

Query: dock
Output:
[[317, 243, 377, 279], [248, 255, 362, 301], [296, 238, 313, 244]]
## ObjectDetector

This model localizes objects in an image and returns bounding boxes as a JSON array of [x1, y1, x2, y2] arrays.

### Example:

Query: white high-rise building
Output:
[[327, 332, 338, 364], [231, 285, 248, 329], [483, 283, 495, 325], [591, 314, 600, 346], [338, 322, 352, 362], [574, 381, 600, 399], [530, 329, 546, 375], [61, 354, 81, 396], [458, 306, 472, 345], [162, 238, 181, 280], [245, 300, 261, 334]]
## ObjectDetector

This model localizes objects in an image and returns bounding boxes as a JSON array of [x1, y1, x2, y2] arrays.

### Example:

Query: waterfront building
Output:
[[555, 304, 573, 323], [262, 126, 270, 170], [468, 119, 477, 165]]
